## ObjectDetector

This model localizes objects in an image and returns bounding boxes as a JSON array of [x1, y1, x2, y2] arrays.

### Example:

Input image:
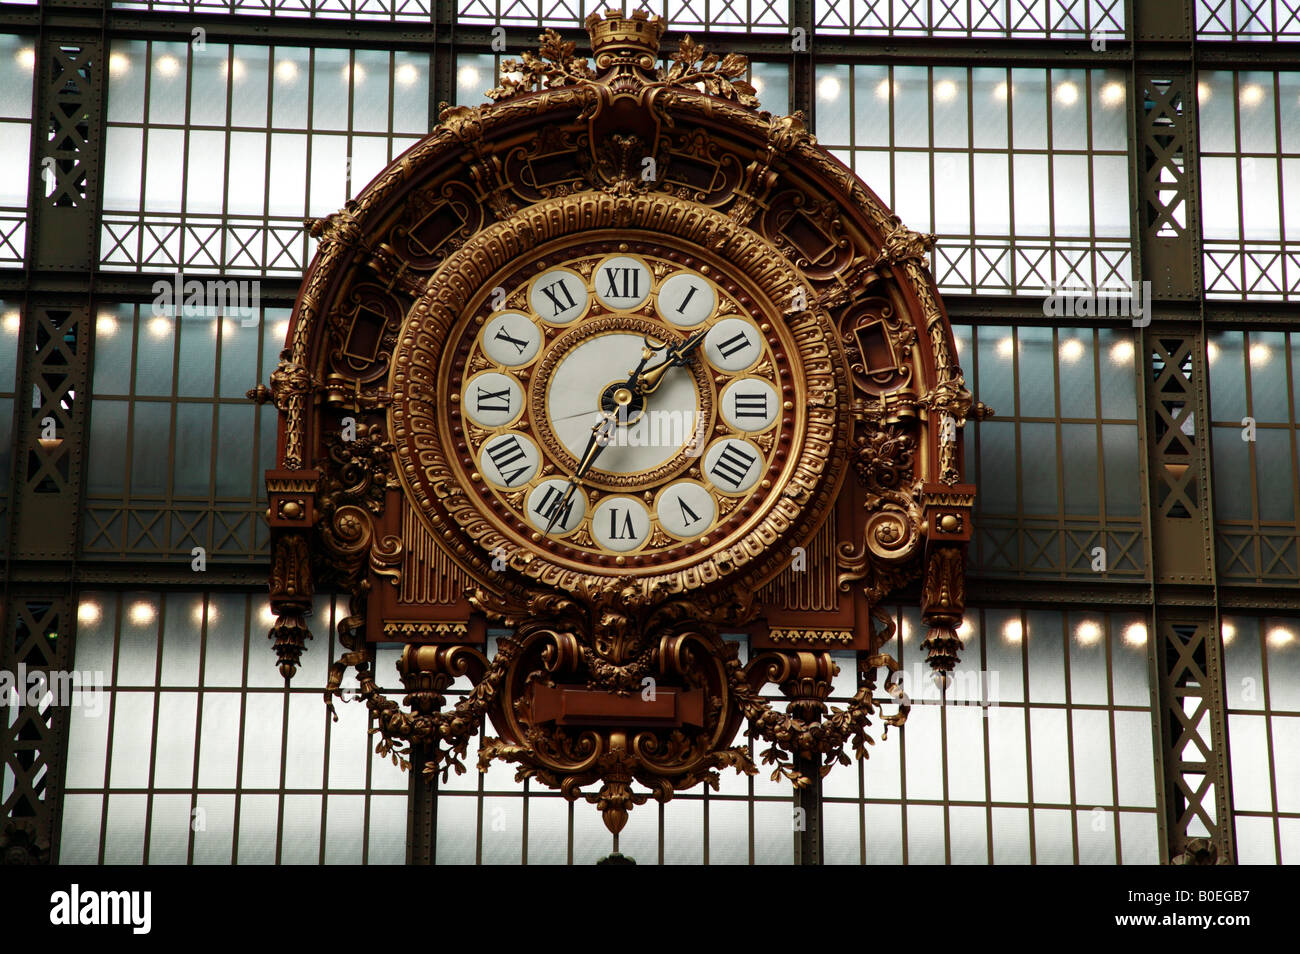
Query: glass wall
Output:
[[1199, 71, 1300, 301], [60, 590, 408, 864], [813, 64, 1131, 295], [83, 303, 283, 560], [100, 40, 430, 275], [0, 35, 35, 267]]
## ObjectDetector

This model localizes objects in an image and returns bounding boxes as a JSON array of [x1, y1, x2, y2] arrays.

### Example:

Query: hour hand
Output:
[[636, 326, 709, 395]]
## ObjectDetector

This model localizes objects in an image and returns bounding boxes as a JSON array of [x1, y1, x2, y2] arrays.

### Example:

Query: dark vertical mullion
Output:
[[978, 607, 994, 862], [361, 601, 375, 865], [1060, 611, 1080, 864], [184, 591, 210, 864], [262, 43, 277, 276], [1045, 66, 1059, 290], [1257, 622, 1282, 862], [1005, 67, 1017, 290], [965, 65, 977, 292], [1104, 612, 1124, 861], [939, 681, 951, 863], [273, 656, 291, 865], [228, 591, 252, 862], [139, 594, 166, 863], [318, 594, 334, 865], [897, 606, 909, 864], [133, 40, 154, 268], [1286, 334, 1300, 591], [95, 592, 124, 863], [1052, 325, 1067, 572], [1020, 608, 1037, 863], [1232, 72, 1247, 296], [120, 307, 141, 548]]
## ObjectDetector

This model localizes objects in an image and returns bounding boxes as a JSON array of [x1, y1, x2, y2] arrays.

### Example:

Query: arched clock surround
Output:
[[251, 11, 988, 837]]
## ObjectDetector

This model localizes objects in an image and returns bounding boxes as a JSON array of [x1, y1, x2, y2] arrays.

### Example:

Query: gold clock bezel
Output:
[[388, 194, 849, 593]]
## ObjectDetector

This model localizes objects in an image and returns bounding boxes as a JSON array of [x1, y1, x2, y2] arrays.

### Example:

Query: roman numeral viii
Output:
[[710, 442, 757, 488], [485, 437, 529, 486]]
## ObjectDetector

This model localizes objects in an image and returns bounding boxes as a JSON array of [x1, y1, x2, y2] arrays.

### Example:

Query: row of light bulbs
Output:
[[816, 74, 1126, 108], [93, 313, 290, 341], [79, 600, 286, 628], [897, 615, 1296, 648], [95, 51, 420, 87], [983, 336, 1276, 367], [10, 46, 1286, 112], [78, 599, 1297, 650]]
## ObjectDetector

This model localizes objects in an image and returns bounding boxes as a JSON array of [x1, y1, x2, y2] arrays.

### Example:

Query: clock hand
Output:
[[543, 414, 614, 536], [551, 337, 668, 426], [635, 325, 710, 396]]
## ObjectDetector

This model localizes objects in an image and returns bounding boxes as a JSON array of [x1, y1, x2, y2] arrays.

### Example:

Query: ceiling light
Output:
[[2, 310, 19, 334], [994, 80, 1011, 101], [221, 58, 246, 81], [109, 52, 130, 77], [96, 315, 118, 337], [1076, 620, 1102, 645], [1206, 341, 1219, 363], [1100, 81, 1124, 107], [128, 601, 156, 625], [148, 316, 171, 338], [395, 63, 418, 86], [1123, 622, 1147, 646], [457, 64, 481, 89], [1267, 626, 1295, 648], [156, 54, 180, 78], [16, 47, 35, 71], [1109, 339, 1134, 364], [818, 75, 842, 101], [1197, 81, 1211, 104], [1249, 342, 1270, 365], [997, 336, 1014, 358], [77, 601, 102, 625], [934, 79, 957, 102], [276, 59, 299, 82], [1003, 619, 1023, 644], [1220, 621, 1235, 645], [1240, 83, 1263, 107], [1060, 338, 1084, 362], [1055, 81, 1079, 105]]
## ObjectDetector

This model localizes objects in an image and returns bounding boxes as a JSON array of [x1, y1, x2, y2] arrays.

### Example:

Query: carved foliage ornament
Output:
[[255, 9, 980, 837]]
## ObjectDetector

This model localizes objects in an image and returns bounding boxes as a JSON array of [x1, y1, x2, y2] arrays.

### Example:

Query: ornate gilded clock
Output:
[[252, 10, 987, 838]]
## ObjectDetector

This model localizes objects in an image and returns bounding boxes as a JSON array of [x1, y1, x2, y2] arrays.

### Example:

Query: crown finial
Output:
[[585, 8, 666, 66]]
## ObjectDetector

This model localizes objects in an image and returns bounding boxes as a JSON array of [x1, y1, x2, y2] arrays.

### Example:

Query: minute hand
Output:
[[635, 327, 709, 395]]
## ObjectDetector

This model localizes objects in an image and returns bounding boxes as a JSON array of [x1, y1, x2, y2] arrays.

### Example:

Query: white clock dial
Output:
[[529, 268, 589, 324], [655, 272, 716, 327], [719, 377, 780, 432], [703, 437, 763, 494], [655, 480, 716, 539], [590, 495, 652, 552], [482, 312, 542, 366], [546, 333, 700, 475], [704, 317, 762, 372], [527, 479, 587, 535], [479, 432, 541, 488], [594, 255, 652, 311], [463, 371, 524, 427]]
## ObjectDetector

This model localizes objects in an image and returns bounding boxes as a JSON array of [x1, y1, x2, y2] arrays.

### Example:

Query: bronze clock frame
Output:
[[252, 10, 988, 836]]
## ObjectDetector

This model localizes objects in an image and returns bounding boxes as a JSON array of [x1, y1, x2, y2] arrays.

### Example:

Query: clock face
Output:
[[441, 240, 795, 569]]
